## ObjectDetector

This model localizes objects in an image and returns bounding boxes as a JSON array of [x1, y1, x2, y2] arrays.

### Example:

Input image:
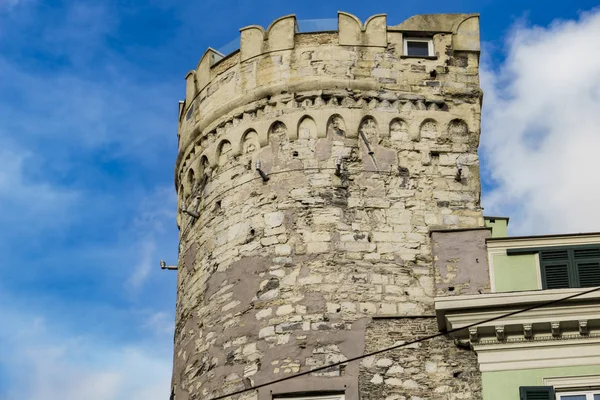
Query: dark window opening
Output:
[[406, 41, 430, 57]]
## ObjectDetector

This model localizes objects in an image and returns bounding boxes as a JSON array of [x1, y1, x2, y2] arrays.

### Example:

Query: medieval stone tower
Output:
[[173, 12, 483, 400]]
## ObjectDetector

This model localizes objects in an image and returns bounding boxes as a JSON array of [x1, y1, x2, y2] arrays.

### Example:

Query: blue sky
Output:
[[1, 1, 599, 399]]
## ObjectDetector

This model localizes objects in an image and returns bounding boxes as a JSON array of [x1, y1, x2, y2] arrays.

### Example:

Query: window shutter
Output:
[[541, 263, 570, 289], [540, 250, 571, 289], [573, 247, 600, 259], [574, 247, 600, 287], [519, 386, 555, 400], [576, 261, 600, 287]]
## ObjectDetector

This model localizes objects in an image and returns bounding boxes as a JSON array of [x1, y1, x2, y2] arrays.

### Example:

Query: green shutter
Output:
[[576, 261, 600, 287], [541, 262, 570, 289], [540, 250, 571, 289], [540, 249, 569, 261], [519, 386, 555, 400], [513, 246, 600, 289], [573, 247, 600, 259], [574, 247, 600, 287]]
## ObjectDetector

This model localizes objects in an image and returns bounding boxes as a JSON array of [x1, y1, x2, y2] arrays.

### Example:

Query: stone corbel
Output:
[[495, 326, 505, 341], [523, 324, 533, 339], [551, 322, 561, 337], [469, 327, 479, 342], [579, 320, 589, 336]]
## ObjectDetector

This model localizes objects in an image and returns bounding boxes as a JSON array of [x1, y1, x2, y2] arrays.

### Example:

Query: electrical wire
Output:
[[211, 285, 600, 400]]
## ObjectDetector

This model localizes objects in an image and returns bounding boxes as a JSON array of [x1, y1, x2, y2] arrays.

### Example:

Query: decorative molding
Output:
[[436, 288, 600, 315], [523, 324, 533, 339], [177, 90, 453, 179], [469, 327, 479, 342], [473, 337, 600, 372], [177, 92, 463, 189], [552, 322, 561, 337], [476, 333, 600, 346], [436, 288, 600, 372], [487, 234, 600, 251], [580, 320, 590, 335], [543, 374, 600, 390], [495, 326, 505, 341]]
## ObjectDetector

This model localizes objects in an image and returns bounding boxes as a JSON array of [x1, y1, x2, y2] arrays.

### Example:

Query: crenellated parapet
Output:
[[178, 12, 481, 177], [240, 15, 298, 62], [338, 12, 388, 47]]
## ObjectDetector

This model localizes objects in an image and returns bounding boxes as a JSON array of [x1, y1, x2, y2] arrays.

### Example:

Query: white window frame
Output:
[[543, 375, 600, 400], [557, 390, 600, 400], [403, 37, 434, 57]]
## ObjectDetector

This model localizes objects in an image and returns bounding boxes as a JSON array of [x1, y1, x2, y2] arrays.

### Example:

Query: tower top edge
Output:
[[183, 12, 480, 103]]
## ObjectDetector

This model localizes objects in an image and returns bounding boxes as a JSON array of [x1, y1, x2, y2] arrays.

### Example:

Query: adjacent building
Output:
[[435, 218, 600, 400], [170, 11, 600, 400]]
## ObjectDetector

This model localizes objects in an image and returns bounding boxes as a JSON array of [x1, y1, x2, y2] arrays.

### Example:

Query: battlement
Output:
[[177, 12, 481, 187], [184, 12, 479, 103]]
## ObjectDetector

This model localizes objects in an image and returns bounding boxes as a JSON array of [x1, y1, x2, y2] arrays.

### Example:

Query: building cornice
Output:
[[435, 288, 600, 371]]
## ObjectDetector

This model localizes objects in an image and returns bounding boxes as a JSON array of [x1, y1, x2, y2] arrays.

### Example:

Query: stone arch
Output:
[[359, 116, 379, 145], [241, 129, 259, 154], [447, 119, 469, 135], [297, 116, 318, 140], [199, 155, 210, 176], [268, 121, 287, 142], [420, 118, 439, 139], [326, 114, 346, 137], [390, 118, 409, 141], [185, 168, 195, 199], [217, 140, 232, 166]]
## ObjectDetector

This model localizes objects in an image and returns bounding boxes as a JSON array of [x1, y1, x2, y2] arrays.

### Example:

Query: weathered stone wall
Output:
[[172, 12, 483, 400], [432, 229, 491, 297], [360, 318, 482, 400]]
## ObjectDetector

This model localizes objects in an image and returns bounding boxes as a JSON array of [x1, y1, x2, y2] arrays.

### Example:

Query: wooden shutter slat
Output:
[[543, 263, 570, 289], [540, 249, 569, 261], [574, 247, 600, 259], [577, 261, 600, 287]]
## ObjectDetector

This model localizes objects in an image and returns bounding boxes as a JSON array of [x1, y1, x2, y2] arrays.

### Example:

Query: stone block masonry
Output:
[[171, 11, 483, 400], [360, 318, 482, 399]]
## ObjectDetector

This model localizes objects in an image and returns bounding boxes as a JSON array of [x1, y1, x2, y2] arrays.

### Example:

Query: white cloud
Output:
[[481, 9, 600, 235], [0, 305, 172, 400], [128, 238, 157, 290], [144, 311, 176, 337], [0, 138, 79, 228], [127, 186, 177, 290]]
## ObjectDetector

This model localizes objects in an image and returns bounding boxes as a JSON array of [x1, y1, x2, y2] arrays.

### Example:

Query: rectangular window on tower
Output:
[[403, 37, 434, 57]]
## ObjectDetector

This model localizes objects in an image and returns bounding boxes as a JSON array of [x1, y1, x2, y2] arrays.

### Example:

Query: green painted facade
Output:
[[484, 217, 509, 238], [483, 365, 600, 400], [492, 253, 539, 292]]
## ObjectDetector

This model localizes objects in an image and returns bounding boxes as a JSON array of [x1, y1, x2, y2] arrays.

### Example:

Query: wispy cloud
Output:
[[0, 139, 79, 228], [0, 306, 171, 400], [129, 239, 158, 290], [481, 8, 600, 235], [144, 311, 176, 337]]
